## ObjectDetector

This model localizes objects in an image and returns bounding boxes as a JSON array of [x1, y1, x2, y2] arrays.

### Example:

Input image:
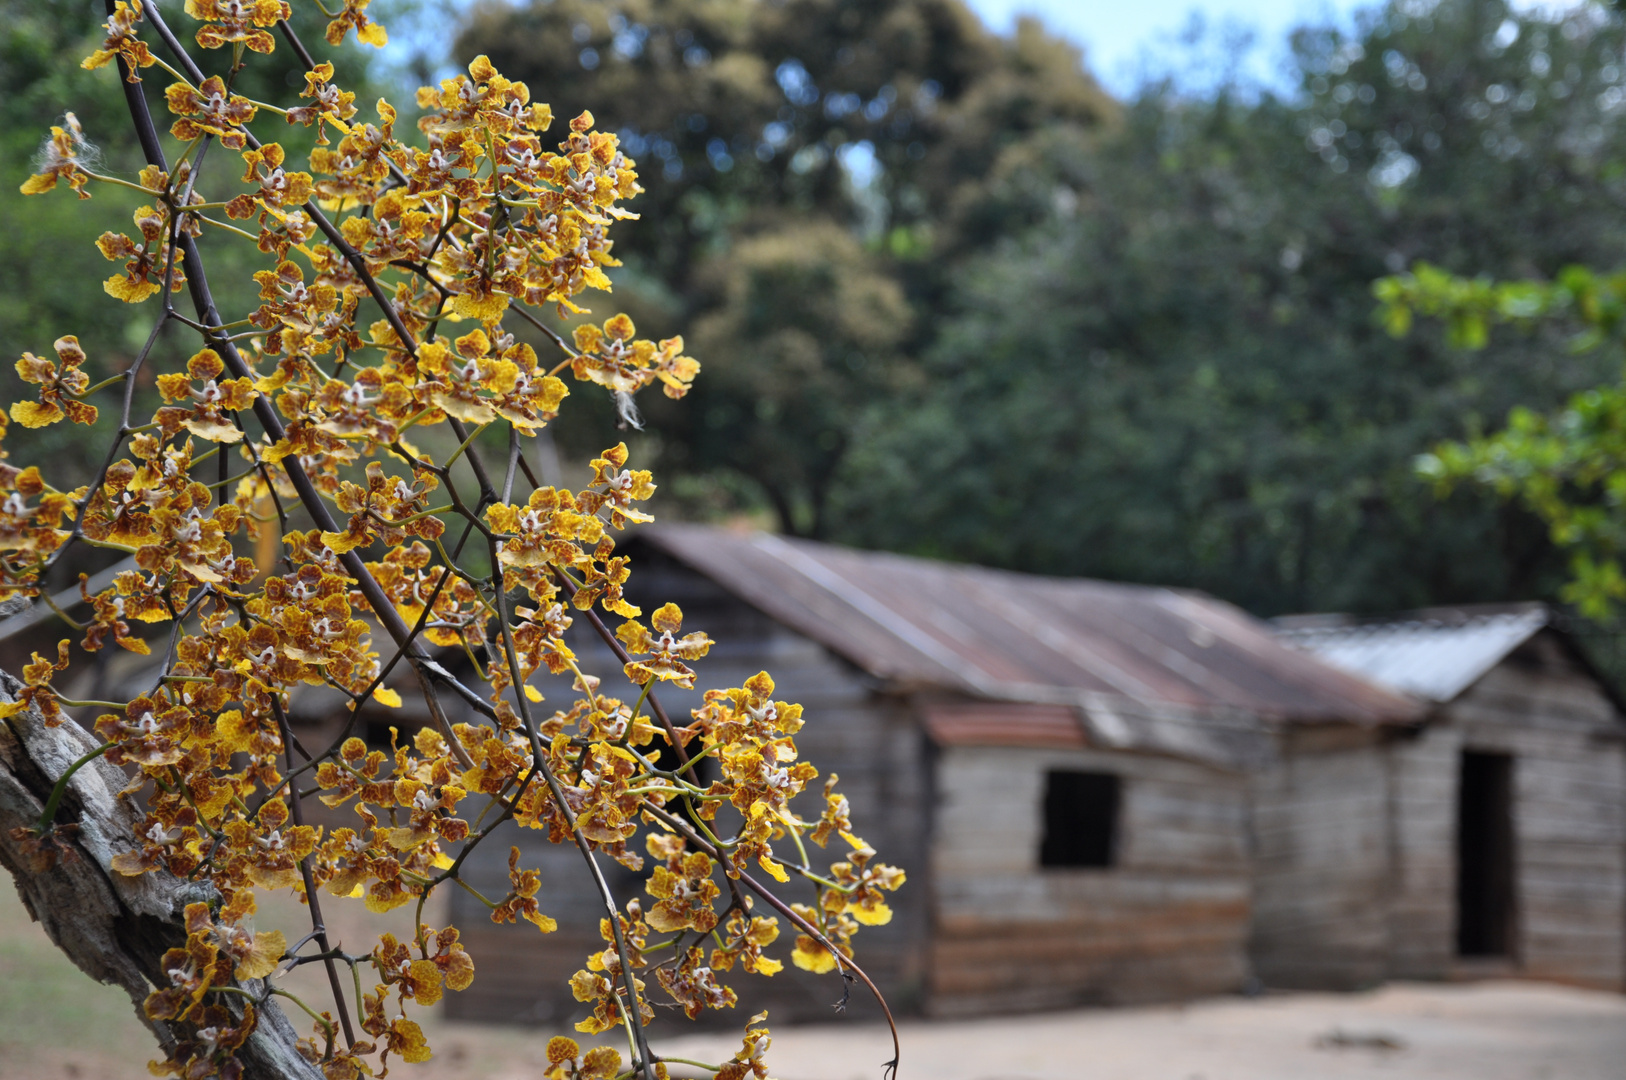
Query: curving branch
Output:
[[0, 671, 321, 1080], [8, 6, 903, 1077]]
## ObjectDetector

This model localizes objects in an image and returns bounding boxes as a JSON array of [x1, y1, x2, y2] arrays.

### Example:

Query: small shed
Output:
[[447, 525, 1415, 1023], [1275, 604, 1626, 991]]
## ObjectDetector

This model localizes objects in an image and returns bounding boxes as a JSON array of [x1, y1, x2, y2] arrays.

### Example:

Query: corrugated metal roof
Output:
[[1273, 604, 1550, 703], [919, 702, 1087, 749], [639, 525, 1418, 741]]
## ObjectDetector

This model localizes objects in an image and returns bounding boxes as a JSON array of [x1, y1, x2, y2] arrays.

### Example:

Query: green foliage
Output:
[[1, 1, 147, 364], [679, 222, 913, 535], [834, 0, 1626, 614], [0, 0, 382, 499], [1387, 261, 1626, 617], [0, 0, 170, 524], [1378, 262, 1626, 350], [454, 0, 1114, 533], [18, 0, 1626, 622], [456, 0, 1626, 616]]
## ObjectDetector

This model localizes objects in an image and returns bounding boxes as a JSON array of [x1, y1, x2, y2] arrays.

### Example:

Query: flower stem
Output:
[[36, 741, 114, 831]]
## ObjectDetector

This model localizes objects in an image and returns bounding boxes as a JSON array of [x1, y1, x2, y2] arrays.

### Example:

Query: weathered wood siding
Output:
[[445, 553, 932, 1026], [1389, 633, 1626, 990], [1247, 725, 1393, 989], [1386, 723, 1459, 980], [928, 745, 1251, 1014]]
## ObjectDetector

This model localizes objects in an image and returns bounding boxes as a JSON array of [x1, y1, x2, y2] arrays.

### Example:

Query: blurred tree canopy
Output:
[[0, 0, 379, 493], [1377, 259, 1626, 620], [455, 0, 1115, 534], [16, 0, 1626, 618], [1358, 5, 1626, 628], [451, 0, 1626, 615], [837, 0, 1626, 614]]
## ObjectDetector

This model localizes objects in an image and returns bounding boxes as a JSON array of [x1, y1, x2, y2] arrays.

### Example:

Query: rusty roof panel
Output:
[[919, 702, 1086, 749], [640, 525, 1418, 726]]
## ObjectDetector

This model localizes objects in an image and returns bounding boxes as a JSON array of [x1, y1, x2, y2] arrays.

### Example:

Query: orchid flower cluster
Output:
[[4, 4, 902, 1079]]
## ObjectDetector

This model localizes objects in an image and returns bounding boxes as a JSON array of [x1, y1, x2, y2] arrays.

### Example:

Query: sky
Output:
[[962, 1, 1576, 95], [962, 0, 1368, 93], [388, 1, 1590, 101]]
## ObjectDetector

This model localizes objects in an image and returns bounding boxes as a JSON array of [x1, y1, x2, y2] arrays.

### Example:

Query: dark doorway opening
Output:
[[1040, 770, 1120, 868], [1457, 750, 1516, 958]]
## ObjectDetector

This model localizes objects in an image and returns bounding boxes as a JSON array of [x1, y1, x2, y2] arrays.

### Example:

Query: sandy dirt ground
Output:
[[652, 980, 1626, 1080], [3, 881, 1622, 1080]]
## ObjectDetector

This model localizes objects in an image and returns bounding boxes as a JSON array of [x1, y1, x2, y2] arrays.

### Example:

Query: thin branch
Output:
[[271, 697, 357, 1048], [491, 538, 655, 1080], [643, 802, 900, 1077], [110, 30, 502, 743]]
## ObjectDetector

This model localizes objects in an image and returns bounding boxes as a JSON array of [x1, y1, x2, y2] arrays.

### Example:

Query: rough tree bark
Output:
[[0, 669, 320, 1079]]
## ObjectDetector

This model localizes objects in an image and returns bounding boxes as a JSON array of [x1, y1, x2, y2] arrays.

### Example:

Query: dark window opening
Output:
[[654, 733, 715, 785], [1040, 770, 1120, 869], [365, 712, 422, 750], [1457, 750, 1516, 958]]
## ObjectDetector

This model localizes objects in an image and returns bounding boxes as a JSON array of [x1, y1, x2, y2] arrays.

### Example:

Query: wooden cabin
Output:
[[1274, 605, 1626, 992], [36, 533, 1615, 1022], [443, 525, 1415, 1024]]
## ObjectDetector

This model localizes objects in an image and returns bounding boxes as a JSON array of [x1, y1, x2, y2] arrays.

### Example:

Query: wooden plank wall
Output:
[[928, 745, 1251, 1015], [1385, 723, 1460, 980], [445, 555, 933, 1027], [1248, 725, 1393, 989], [1387, 633, 1626, 989], [1436, 637, 1626, 990]]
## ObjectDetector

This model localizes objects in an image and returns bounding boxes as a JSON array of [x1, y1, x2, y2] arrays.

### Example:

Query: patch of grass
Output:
[[0, 880, 153, 1077]]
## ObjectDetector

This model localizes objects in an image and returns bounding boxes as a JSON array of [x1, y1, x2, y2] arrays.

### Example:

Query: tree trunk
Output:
[[0, 670, 321, 1080]]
